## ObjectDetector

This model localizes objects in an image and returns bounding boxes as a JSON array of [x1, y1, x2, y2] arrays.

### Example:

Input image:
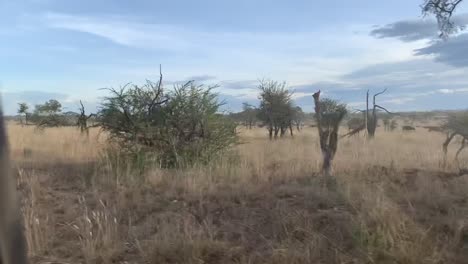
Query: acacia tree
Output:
[[312, 91, 347, 176], [441, 112, 468, 169], [98, 69, 237, 168], [422, 0, 465, 38], [291, 106, 305, 131], [257, 80, 295, 140], [17, 102, 29, 126], [35, 99, 62, 114], [30, 99, 65, 128], [241, 102, 257, 129]]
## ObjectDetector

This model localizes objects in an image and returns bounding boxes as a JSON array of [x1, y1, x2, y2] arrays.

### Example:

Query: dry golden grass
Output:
[[8, 122, 468, 263]]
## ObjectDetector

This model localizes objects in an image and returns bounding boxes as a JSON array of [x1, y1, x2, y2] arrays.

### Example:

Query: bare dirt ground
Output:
[[8, 124, 468, 264]]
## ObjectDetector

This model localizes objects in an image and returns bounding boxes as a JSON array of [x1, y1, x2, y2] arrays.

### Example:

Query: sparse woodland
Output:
[[9, 74, 468, 264], [6, 2, 468, 263]]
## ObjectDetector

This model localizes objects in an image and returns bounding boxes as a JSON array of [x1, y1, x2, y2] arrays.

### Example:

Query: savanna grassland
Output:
[[8, 122, 468, 264]]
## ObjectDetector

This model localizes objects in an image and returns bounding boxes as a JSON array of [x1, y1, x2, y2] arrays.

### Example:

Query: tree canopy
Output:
[[422, 0, 465, 38]]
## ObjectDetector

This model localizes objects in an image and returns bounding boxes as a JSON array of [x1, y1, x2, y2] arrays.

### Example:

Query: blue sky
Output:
[[2, 0, 468, 114]]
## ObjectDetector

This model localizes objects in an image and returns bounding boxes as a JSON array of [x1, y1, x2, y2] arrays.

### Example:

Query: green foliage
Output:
[[163, 82, 238, 166], [28, 99, 73, 128], [347, 117, 364, 130], [444, 111, 468, 135], [291, 106, 305, 130], [17, 102, 29, 115], [312, 94, 347, 175], [316, 98, 347, 129], [35, 99, 62, 115], [98, 80, 238, 168], [257, 79, 295, 139], [241, 102, 258, 129], [17, 102, 30, 125]]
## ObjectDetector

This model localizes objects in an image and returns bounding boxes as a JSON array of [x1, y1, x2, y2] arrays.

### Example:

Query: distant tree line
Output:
[[16, 99, 83, 128]]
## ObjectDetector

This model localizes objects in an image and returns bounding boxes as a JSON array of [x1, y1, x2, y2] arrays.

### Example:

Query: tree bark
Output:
[[313, 91, 340, 176]]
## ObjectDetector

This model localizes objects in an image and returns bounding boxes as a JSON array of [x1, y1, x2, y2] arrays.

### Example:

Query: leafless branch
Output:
[[374, 105, 396, 115], [341, 124, 366, 138], [373, 88, 388, 105], [148, 64, 166, 114]]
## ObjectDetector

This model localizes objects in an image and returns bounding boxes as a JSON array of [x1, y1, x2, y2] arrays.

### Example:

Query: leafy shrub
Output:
[[98, 79, 238, 168]]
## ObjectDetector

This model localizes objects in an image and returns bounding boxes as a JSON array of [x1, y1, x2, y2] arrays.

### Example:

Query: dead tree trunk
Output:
[[280, 126, 286, 137], [313, 91, 346, 176], [365, 90, 369, 136], [442, 132, 457, 168], [77, 100, 96, 137], [274, 125, 280, 139], [366, 89, 392, 139], [455, 138, 467, 169]]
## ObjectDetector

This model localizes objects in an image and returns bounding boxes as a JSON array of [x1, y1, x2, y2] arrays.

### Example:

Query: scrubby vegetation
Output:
[[8, 74, 468, 263], [10, 119, 468, 264], [97, 79, 237, 169], [6, 0, 468, 261]]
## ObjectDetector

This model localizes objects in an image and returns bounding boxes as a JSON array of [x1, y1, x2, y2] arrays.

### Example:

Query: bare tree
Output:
[[312, 91, 347, 176], [292, 106, 305, 131], [365, 89, 394, 138], [77, 100, 96, 136], [345, 90, 393, 138], [241, 102, 257, 129], [422, 0, 465, 38]]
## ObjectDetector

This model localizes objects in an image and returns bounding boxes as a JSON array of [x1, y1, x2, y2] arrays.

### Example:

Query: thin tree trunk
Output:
[[365, 90, 369, 136], [322, 150, 333, 176], [442, 132, 456, 168]]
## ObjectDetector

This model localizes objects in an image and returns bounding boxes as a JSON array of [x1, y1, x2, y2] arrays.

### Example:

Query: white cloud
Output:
[[3, 11, 463, 112], [381, 97, 415, 105], [347, 102, 366, 108], [41, 12, 426, 85], [438, 88, 455, 94], [437, 88, 468, 94]]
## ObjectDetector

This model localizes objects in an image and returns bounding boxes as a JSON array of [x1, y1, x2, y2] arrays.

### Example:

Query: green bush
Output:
[[98, 80, 238, 169]]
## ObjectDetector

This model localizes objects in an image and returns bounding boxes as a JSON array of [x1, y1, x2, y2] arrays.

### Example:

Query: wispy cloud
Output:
[[381, 97, 415, 105], [41, 12, 422, 78], [370, 19, 439, 42], [370, 14, 468, 42], [3, 9, 467, 113], [437, 88, 468, 94], [44, 13, 193, 51], [415, 34, 468, 67], [184, 75, 217, 82], [370, 13, 468, 68]]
